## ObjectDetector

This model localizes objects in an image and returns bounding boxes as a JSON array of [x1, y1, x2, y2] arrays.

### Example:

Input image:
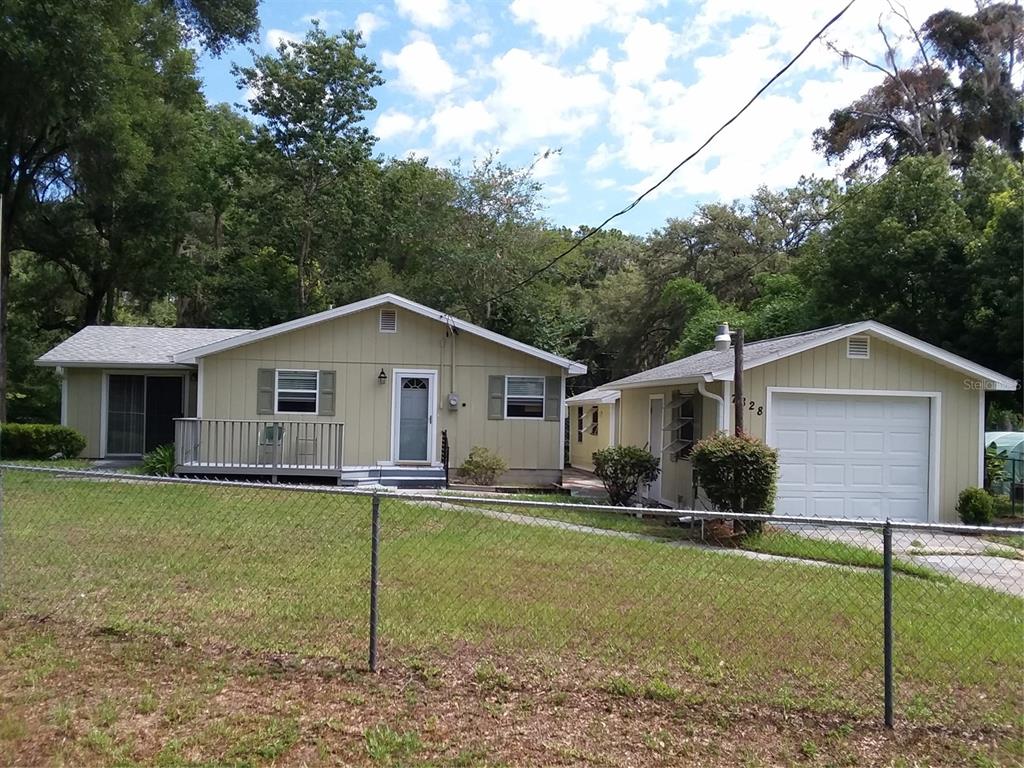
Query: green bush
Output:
[[459, 446, 508, 485], [956, 487, 995, 525], [141, 444, 176, 476], [592, 445, 660, 506], [691, 432, 778, 535], [0, 423, 86, 459], [990, 493, 1018, 519]]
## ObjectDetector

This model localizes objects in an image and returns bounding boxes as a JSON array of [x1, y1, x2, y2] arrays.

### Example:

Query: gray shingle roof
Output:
[[602, 324, 856, 388], [36, 326, 251, 367], [566, 386, 620, 405]]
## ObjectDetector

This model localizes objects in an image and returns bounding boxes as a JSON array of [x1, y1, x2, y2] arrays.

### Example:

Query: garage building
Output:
[[597, 321, 1017, 523]]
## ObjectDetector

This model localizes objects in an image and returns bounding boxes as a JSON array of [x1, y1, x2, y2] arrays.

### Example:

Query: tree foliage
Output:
[[815, 2, 1023, 175], [2, 2, 1020, 428]]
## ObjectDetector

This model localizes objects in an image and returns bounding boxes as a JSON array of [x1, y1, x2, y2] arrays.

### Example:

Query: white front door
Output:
[[647, 396, 664, 502], [770, 392, 932, 521], [392, 370, 437, 464]]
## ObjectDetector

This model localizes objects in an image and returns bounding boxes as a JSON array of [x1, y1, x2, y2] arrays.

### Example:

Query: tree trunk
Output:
[[298, 222, 311, 312], [0, 225, 8, 423]]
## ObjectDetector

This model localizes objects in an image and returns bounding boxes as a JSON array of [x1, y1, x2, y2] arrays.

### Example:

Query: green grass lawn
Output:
[[1, 469, 1022, 728], [741, 530, 949, 581]]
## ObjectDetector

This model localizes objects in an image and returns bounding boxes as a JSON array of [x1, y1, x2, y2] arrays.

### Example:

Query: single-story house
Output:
[[598, 321, 1017, 523], [36, 294, 586, 487], [565, 387, 620, 473]]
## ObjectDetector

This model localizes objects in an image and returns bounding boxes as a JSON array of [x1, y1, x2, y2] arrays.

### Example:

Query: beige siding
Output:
[[741, 335, 981, 522], [65, 368, 103, 458], [200, 304, 564, 470], [617, 335, 982, 522], [617, 384, 720, 507], [569, 403, 614, 472]]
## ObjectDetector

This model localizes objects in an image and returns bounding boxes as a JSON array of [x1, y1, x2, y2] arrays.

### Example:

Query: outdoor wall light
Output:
[[377, 368, 387, 385]]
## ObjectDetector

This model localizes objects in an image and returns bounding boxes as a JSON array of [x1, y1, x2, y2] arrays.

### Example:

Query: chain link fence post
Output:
[[883, 519, 894, 729], [369, 492, 381, 673]]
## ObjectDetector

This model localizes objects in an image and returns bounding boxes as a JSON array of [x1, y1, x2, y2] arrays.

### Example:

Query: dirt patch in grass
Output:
[[1, 617, 1019, 768]]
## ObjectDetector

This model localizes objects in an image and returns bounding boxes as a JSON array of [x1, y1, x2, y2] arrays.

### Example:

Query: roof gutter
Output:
[[35, 360, 195, 370]]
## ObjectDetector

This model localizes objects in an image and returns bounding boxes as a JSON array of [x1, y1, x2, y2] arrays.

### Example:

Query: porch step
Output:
[[340, 466, 446, 489]]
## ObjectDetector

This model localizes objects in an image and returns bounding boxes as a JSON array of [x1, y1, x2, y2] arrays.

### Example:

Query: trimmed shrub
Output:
[[141, 444, 176, 476], [0, 423, 86, 459], [592, 445, 660, 506], [460, 446, 508, 485], [956, 487, 994, 525], [691, 432, 778, 535]]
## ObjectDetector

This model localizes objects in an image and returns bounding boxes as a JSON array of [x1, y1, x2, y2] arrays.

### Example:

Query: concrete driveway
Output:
[[784, 524, 1024, 597]]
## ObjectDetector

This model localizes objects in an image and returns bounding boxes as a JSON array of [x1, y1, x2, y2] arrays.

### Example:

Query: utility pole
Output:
[[733, 327, 744, 436], [714, 323, 745, 436]]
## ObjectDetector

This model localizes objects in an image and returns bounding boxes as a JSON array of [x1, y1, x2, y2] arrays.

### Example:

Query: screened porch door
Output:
[[106, 374, 183, 456]]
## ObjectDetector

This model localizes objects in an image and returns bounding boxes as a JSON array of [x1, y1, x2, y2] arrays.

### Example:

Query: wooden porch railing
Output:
[[173, 418, 344, 472]]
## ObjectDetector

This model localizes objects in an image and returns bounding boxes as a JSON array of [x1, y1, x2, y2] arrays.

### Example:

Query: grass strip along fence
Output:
[[1, 465, 1021, 732]]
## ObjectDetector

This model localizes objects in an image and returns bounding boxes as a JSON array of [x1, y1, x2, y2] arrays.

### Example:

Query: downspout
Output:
[[697, 378, 726, 433]]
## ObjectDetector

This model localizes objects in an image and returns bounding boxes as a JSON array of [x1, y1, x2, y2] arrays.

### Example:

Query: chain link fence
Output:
[[1, 464, 1021, 731]]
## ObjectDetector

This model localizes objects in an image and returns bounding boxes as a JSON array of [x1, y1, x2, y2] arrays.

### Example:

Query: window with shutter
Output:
[[590, 406, 599, 435], [276, 370, 318, 413], [505, 376, 545, 419]]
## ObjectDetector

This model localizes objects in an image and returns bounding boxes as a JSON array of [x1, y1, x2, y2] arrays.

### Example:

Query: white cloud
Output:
[[531, 148, 562, 179], [486, 48, 609, 145], [587, 48, 610, 73], [298, 9, 384, 40], [395, 0, 453, 28], [612, 18, 675, 85], [431, 100, 497, 147], [594, 177, 616, 189], [266, 29, 300, 49], [301, 9, 345, 27], [586, 142, 614, 172], [355, 12, 385, 41], [509, 0, 660, 47], [382, 40, 458, 98], [374, 109, 425, 141], [545, 182, 571, 205]]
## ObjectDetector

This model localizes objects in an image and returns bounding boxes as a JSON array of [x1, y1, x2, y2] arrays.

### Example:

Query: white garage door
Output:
[[770, 392, 931, 521]]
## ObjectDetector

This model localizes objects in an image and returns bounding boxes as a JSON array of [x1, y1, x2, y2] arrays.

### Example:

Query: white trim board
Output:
[[390, 368, 439, 465], [646, 394, 665, 504], [173, 293, 587, 375], [764, 386, 941, 523]]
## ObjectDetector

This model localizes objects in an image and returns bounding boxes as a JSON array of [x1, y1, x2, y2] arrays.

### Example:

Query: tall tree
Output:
[[816, 2, 1023, 176], [0, 0, 258, 419], [233, 23, 382, 312]]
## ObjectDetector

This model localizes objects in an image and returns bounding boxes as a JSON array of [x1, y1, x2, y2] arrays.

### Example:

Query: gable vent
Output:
[[379, 308, 397, 333], [847, 335, 870, 359]]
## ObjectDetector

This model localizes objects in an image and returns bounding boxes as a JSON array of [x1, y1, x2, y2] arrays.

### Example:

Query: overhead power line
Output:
[[485, 0, 858, 304]]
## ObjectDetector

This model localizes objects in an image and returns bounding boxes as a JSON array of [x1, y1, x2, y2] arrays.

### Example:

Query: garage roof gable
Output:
[[600, 321, 1017, 391]]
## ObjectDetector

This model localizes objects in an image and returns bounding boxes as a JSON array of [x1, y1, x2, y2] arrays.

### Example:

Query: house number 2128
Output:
[[730, 395, 764, 416]]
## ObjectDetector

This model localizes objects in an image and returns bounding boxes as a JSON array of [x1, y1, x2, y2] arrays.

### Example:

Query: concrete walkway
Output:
[[787, 524, 1024, 597]]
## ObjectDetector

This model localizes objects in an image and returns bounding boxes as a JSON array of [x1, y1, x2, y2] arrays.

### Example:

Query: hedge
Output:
[[0, 423, 87, 459]]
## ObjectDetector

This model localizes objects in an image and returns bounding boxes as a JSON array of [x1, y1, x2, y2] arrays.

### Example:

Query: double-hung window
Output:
[[590, 406, 599, 435], [276, 370, 318, 413], [576, 406, 585, 442], [505, 376, 545, 419]]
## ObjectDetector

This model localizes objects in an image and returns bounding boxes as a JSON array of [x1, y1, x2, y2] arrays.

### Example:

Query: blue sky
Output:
[[196, 0, 969, 234]]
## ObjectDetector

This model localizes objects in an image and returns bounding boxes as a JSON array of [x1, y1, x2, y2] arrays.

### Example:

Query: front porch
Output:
[[172, 418, 446, 487]]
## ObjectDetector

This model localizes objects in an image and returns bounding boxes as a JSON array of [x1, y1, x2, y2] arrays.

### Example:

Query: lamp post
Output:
[[713, 323, 744, 436]]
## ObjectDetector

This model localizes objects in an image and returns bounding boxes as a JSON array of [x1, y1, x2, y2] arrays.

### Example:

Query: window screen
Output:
[[276, 370, 318, 413], [505, 376, 545, 419]]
